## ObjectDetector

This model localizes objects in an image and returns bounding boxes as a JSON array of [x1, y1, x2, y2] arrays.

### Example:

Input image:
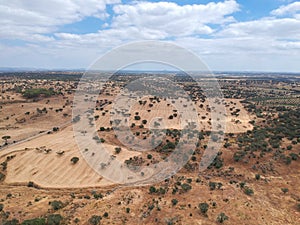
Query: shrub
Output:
[[209, 182, 216, 190], [103, 212, 108, 218], [181, 183, 192, 192], [0, 172, 5, 180], [52, 127, 59, 132], [47, 214, 63, 225], [147, 154, 152, 159], [134, 115, 141, 120], [216, 212, 228, 223], [0, 203, 3, 211], [71, 157, 79, 164], [50, 200, 63, 210], [199, 202, 209, 214], [284, 156, 292, 165], [255, 174, 260, 180], [290, 153, 298, 161], [115, 147, 121, 154], [171, 199, 178, 206], [126, 208, 130, 213], [21, 218, 46, 225], [281, 188, 289, 194], [88, 215, 102, 225], [3, 219, 19, 225], [239, 182, 245, 188], [244, 187, 254, 196], [149, 186, 156, 194], [28, 181, 34, 187]]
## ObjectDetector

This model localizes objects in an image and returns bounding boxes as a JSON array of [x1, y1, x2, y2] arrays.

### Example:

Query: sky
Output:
[[0, 0, 300, 72]]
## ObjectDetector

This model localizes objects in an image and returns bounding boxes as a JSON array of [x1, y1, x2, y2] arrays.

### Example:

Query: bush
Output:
[[244, 187, 254, 196], [281, 188, 288, 194], [171, 199, 178, 206], [21, 218, 46, 225], [50, 200, 63, 210], [290, 153, 298, 161], [0, 172, 5, 180], [88, 215, 102, 225], [199, 202, 209, 214], [115, 147, 121, 154], [71, 157, 79, 164], [52, 127, 59, 132], [0, 203, 3, 211], [149, 186, 156, 194], [216, 212, 228, 223], [47, 214, 63, 225], [209, 182, 216, 190], [28, 181, 35, 187], [3, 219, 19, 225], [181, 183, 192, 192]]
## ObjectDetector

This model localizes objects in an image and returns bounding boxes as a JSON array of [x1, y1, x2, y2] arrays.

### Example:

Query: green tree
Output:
[[149, 186, 156, 194], [199, 202, 209, 214], [71, 157, 79, 164], [114, 147, 121, 154], [216, 212, 228, 223], [50, 200, 63, 210], [47, 214, 63, 225], [88, 215, 102, 225], [171, 199, 178, 206], [2, 136, 11, 145]]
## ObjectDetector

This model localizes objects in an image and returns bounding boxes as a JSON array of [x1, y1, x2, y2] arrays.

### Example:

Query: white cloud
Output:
[[0, 0, 120, 40], [217, 17, 300, 39], [111, 0, 239, 37], [1, 0, 300, 72], [271, 1, 300, 16]]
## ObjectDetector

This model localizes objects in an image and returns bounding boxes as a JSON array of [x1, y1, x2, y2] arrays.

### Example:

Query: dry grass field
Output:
[[0, 76, 299, 224]]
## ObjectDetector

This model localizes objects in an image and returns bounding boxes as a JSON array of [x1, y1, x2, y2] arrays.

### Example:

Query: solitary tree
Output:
[[71, 157, 79, 164], [199, 202, 209, 214], [2, 135, 11, 145], [216, 212, 228, 223]]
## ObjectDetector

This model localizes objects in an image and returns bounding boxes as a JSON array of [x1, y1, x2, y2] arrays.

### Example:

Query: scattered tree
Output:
[[216, 212, 228, 223], [71, 157, 79, 164], [199, 202, 209, 214]]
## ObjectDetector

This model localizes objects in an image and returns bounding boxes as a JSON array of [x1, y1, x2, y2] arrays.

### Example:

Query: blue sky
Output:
[[0, 0, 300, 72]]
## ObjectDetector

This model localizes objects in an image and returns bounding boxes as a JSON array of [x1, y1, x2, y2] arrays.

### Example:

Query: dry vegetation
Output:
[[0, 72, 299, 224]]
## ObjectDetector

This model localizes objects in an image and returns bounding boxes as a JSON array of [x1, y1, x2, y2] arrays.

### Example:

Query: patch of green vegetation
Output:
[[21, 218, 46, 225], [47, 214, 63, 225], [23, 88, 56, 99]]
